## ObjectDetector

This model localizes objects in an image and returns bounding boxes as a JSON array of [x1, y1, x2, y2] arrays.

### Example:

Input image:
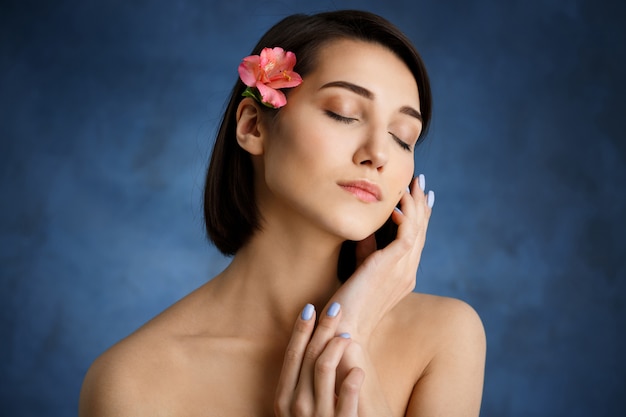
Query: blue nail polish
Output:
[[327, 302, 340, 317], [427, 190, 435, 208], [394, 206, 403, 215], [339, 332, 351, 339], [301, 303, 314, 321], [418, 174, 426, 192]]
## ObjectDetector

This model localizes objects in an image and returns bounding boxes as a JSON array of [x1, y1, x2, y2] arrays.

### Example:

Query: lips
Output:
[[338, 180, 382, 203]]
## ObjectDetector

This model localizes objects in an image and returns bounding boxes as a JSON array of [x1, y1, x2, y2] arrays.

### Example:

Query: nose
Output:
[[353, 128, 389, 171]]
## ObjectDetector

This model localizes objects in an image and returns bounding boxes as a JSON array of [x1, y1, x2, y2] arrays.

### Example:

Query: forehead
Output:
[[305, 39, 420, 107]]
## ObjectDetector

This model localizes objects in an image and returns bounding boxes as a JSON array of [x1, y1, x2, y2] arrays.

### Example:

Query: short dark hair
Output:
[[203, 10, 432, 273]]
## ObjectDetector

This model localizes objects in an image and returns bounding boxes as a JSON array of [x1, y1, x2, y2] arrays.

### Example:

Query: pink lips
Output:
[[339, 180, 382, 203]]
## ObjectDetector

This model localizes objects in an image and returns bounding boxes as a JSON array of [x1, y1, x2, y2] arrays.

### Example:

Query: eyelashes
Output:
[[325, 110, 413, 151], [325, 110, 356, 124], [390, 133, 412, 151]]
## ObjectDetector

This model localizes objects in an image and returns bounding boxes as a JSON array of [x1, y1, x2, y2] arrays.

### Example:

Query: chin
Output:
[[334, 216, 390, 243]]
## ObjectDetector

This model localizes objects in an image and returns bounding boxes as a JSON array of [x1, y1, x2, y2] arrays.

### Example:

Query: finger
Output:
[[385, 188, 430, 266], [411, 174, 434, 212], [426, 189, 435, 209], [395, 187, 417, 219], [417, 173, 426, 193], [296, 302, 343, 395], [394, 176, 423, 220], [313, 334, 352, 414], [335, 367, 365, 416], [390, 191, 419, 240], [398, 175, 434, 231], [275, 304, 316, 411], [399, 185, 433, 270], [390, 176, 417, 224]]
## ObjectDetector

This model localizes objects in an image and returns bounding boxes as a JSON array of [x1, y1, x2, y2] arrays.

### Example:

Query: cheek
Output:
[[393, 158, 415, 192], [262, 125, 322, 194], [270, 112, 344, 169]]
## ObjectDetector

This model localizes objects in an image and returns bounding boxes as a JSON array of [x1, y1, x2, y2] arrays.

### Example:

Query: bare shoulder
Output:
[[78, 325, 174, 417], [389, 293, 487, 417], [373, 291, 486, 368], [377, 292, 485, 354], [398, 292, 485, 342], [78, 285, 209, 417], [399, 292, 486, 373], [78, 279, 273, 416]]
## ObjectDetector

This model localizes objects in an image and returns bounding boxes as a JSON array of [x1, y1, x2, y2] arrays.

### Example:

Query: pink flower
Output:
[[238, 47, 303, 108]]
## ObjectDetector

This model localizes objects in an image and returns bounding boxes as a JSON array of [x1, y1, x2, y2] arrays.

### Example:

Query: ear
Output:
[[235, 98, 266, 156]]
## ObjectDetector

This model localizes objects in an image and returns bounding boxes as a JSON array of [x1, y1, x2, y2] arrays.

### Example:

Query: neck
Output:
[[212, 225, 345, 337]]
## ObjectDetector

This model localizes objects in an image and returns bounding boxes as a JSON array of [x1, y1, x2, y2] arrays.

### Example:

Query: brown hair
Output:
[[203, 10, 432, 279]]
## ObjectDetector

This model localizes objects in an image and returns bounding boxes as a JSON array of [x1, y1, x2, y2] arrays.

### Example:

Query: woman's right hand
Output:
[[275, 303, 365, 417]]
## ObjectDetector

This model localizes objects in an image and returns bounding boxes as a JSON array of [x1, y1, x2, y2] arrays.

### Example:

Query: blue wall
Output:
[[1, 0, 624, 415]]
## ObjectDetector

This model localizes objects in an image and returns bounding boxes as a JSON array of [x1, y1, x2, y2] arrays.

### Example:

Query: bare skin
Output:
[[79, 40, 486, 416]]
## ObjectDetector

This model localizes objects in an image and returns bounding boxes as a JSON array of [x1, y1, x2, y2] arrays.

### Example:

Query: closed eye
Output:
[[326, 109, 412, 151], [389, 132, 412, 151], [325, 110, 357, 124]]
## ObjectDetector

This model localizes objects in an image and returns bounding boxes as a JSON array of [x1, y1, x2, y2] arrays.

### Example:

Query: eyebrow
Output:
[[399, 105, 422, 122], [319, 80, 422, 122]]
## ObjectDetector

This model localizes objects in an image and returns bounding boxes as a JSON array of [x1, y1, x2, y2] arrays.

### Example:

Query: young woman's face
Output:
[[256, 39, 423, 241]]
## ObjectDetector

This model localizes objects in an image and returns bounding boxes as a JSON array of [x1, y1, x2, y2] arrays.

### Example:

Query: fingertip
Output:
[[427, 190, 435, 208], [326, 302, 341, 318], [301, 303, 315, 321]]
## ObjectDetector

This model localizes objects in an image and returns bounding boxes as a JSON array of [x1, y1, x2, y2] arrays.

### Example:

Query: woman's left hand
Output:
[[322, 175, 433, 416], [329, 174, 434, 344]]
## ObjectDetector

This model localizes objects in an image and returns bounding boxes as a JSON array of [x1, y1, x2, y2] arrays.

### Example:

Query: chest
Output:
[[157, 340, 283, 416], [155, 334, 424, 417]]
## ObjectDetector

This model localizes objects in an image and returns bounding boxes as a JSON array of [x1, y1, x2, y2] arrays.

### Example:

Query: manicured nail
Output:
[[327, 302, 341, 317], [427, 190, 435, 208], [394, 206, 403, 215], [339, 332, 351, 339], [418, 174, 426, 192], [301, 303, 314, 321], [406, 186, 411, 194]]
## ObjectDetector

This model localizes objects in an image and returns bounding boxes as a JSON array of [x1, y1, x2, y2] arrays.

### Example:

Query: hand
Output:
[[275, 303, 365, 417], [331, 174, 434, 342]]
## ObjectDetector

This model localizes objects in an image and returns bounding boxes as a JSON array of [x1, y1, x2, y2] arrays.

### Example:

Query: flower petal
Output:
[[238, 47, 302, 108], [257, 83, 287, 108], [282, 51, 297, 70], [259, 47, 285, 71], [267, 70, 303, 89], [238, 55, 260, 87]]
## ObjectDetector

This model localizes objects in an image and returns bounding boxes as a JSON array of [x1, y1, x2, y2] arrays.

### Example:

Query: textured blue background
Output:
[[1, 0, 625, 415]]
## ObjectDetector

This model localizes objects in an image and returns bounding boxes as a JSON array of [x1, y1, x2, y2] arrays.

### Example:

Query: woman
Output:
[[79, 10, 486, 416]]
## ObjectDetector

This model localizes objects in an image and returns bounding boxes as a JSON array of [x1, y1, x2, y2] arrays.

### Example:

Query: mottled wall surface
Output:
[[1, 0, 624, 415]]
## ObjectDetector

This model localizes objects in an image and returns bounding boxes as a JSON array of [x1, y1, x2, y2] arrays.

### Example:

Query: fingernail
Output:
[[418, 174, 426, 192], [406, 186, 411, 194], [327, 302, 340, 317], [394, 206, 403, 215], [339, 332, 351, 339], [301, 303, 314, 321], [427, 190, 435, 208]]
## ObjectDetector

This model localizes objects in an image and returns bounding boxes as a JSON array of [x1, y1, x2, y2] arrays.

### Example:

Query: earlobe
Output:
[[235, 98, 265, 156]]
